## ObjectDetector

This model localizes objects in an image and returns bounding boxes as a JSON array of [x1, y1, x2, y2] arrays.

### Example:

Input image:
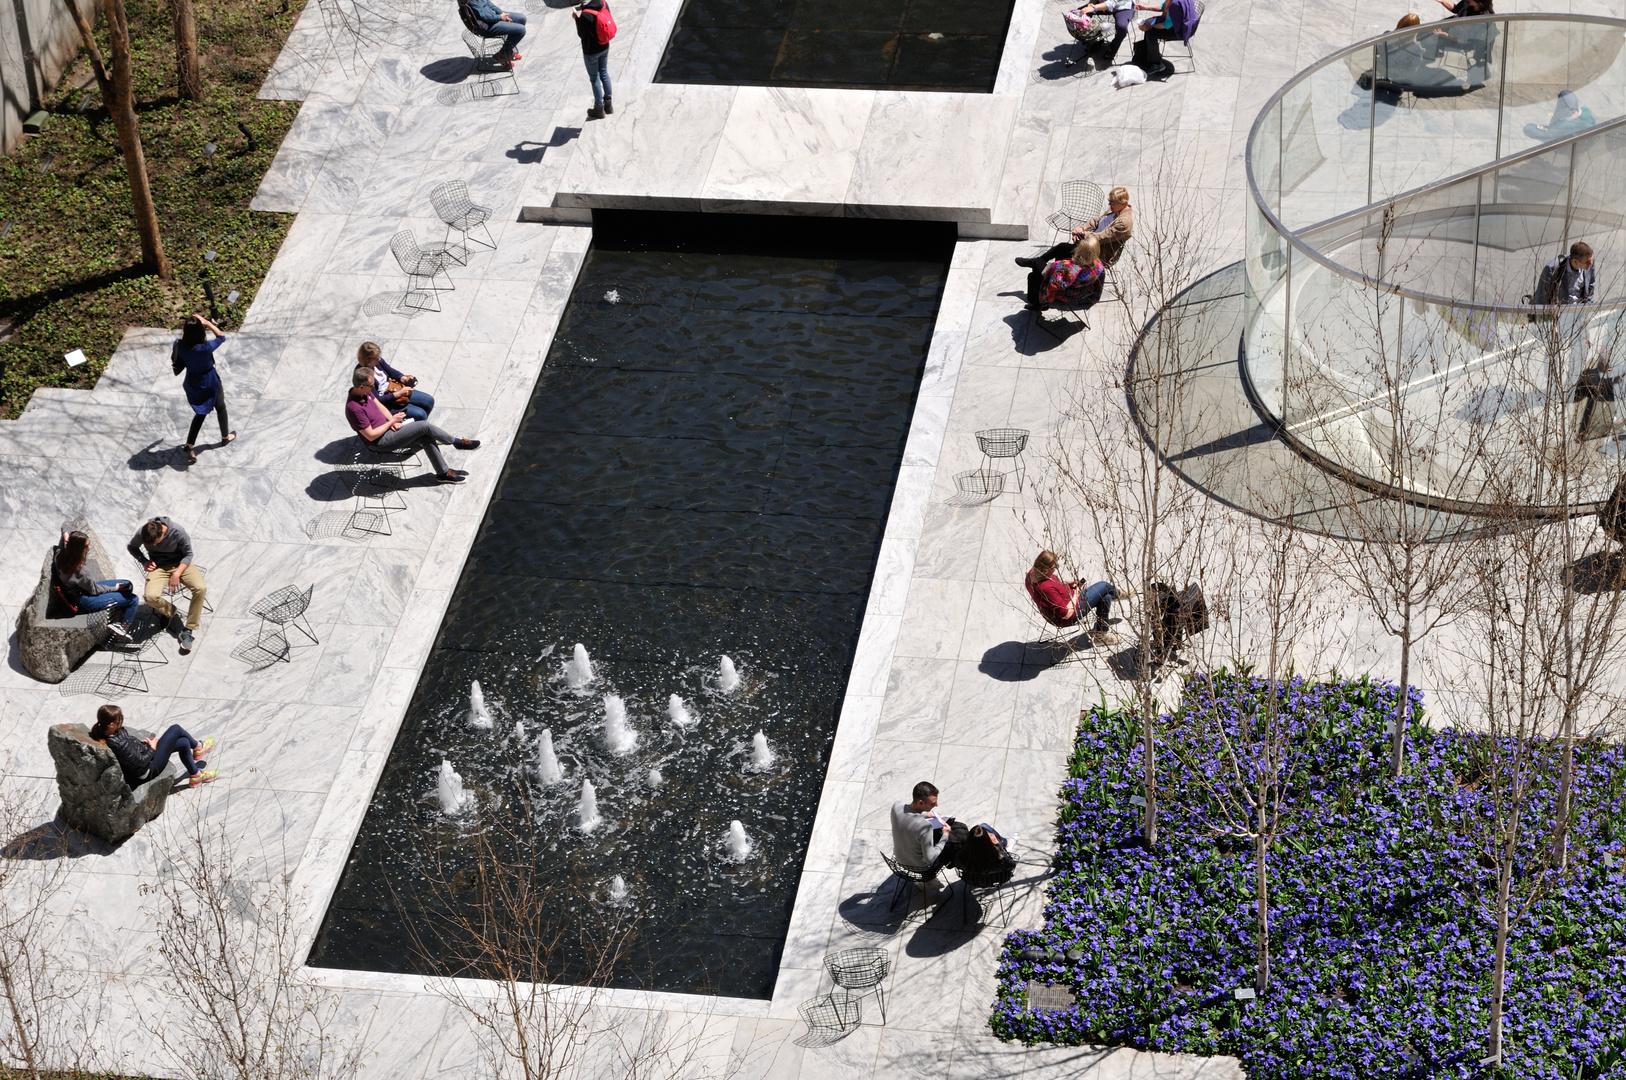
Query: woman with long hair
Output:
[[50, 527, 138, 639], [356, 342, 435, 422], [176, 314, 236, 464], [1023, 549, 1122, 643], [89, 705, 217, 788]]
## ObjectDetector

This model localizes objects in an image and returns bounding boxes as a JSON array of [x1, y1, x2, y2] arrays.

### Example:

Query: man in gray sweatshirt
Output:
[[128, 516, 207, 653], [891, 780, 965, 901]]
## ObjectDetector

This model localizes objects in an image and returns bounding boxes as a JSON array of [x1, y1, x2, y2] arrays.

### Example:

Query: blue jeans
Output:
[[584, 49, 611, 108], [485, 13, 525, 54], [400, 389, 435, 422], [79, 581, 138, 627], [1083, 581, 1117, 629], [147, 724, 202, 780]]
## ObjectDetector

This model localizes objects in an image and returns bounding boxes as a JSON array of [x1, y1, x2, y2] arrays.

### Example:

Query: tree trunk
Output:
[[1142, 686, 1157, 850], [1254, 822, 1269, 995], [1391, 580, 1412, 778], [171, 0, 202, 101], [1488, 853, 1512, 1064], [105, 0, 171, 279]]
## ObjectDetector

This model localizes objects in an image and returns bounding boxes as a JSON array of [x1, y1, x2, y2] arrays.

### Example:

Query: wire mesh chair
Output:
[[880, 852, 947, 914], [824, 947, 890, 1024], [1062, 9, 1114, 67], [390, 232, 456, 312], [160, 562, 214, 618], [236, 584, 318, 666], [430, 181, 496, 265], [958, 865, 1016, 927], [976, 428, 1030, 492], [461, 29, 520, 98], [1045, 180, 1106, 242]]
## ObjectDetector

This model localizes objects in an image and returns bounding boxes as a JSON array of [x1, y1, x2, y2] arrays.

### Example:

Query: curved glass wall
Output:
[[1244, 14, 1626, 512]]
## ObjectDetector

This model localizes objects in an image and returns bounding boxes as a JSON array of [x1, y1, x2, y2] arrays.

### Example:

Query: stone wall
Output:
[[0, 0, 100, 156]]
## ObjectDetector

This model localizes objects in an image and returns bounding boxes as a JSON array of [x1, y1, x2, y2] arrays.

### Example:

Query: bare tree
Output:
[[57, 0, 171, 279], [0, 783, 106, 1078], [142, 812, 367, 1080], [1036, 149, 1236, 850]]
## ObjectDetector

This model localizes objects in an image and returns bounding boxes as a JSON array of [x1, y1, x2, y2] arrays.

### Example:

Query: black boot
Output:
[[1014, 255, 1043, 268], [587, 106, 605, 120], [603, 96, 613, 114]]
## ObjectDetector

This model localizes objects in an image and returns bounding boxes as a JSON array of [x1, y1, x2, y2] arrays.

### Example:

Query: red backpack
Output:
[[594, 1, 616, 44]]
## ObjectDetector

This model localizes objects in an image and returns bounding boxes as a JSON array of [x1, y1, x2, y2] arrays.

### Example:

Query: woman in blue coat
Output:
[[177, 314, 236, 463]]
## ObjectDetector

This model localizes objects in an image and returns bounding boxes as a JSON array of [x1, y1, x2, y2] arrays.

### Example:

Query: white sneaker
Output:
[[107, 622, 131, 640]]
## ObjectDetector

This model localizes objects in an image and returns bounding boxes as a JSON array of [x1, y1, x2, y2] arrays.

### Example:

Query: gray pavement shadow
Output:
[[1002, 307, 1078, 355], [838, 883, 913, 936], [420, 57, 474, 84], [3, 814, 119, 859], [127, 438, 187, 472], [6, 632, 29, 679], [507, 125, 581, 164]]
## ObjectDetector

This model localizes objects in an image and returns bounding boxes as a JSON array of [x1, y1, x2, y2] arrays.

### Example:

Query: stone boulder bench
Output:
[[47, 724, 178, 843], [13, 517, 118, 683]]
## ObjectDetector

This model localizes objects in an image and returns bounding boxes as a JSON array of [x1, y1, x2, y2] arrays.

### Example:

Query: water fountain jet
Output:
[[576, 779, 601, 832], [469, 681, 492, 729], [537, 729, 564, 785], [749, 731, 774, 771], [608, 874, 627, 901], [648, 767, 663, 787], [727, 820, 752, 860], [437, 760, 466, 815], [603, 695, 638, 755], [668, 694, 695, 728], [566, 644, 595, 689], [718, 655, 740, 693]]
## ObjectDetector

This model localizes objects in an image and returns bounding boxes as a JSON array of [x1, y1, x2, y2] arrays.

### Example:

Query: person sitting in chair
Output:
[[458, 0, 526, 66], [890, 781, 965, 902], [1131, 0, 1198, 77], [1024, 549, 1122, 644], [1023, 234, 1105, 313], [958, 824, 1017, 885], [358, 342, 435, 423], [1017, 188, 1134, 273], [1367, 14, 1471, 98], [346, 367, 480, 485], [1069, 0, 1135, 67]]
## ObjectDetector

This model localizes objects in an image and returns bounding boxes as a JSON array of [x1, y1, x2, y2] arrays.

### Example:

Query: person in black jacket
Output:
[[90, 705, 217, 788], [958, 824, 1017, 884], [1534, 241, 1596, 307], [459, 0, 526, 65], [51, 527, 137, 639], [574, 0, 612, 120]]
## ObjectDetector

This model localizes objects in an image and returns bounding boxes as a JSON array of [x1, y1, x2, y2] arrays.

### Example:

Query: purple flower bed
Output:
[[991, 673, 1626, 1079]]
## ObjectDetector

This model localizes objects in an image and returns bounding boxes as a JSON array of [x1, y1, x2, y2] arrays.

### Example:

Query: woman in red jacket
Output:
[[1024, 550, 1122, 643]]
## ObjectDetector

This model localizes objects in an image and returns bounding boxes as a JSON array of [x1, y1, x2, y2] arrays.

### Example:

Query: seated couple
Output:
[[91, 705, 218, 787], [1025, 549, 1124, 644], [49, 525, 138, 640], [1016, 234, 1106, 314], [1367, 13, 1489, 98], [345, 367, 480, 484], [891, 781, 1016, 904]]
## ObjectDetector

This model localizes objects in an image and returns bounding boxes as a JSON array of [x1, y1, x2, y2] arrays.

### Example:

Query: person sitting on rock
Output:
[[90, 704, 217, 788], [51, 526, 137, 640]]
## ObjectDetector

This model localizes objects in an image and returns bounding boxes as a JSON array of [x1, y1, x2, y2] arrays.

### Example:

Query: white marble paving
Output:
[[17, 0, 1624, 1075]]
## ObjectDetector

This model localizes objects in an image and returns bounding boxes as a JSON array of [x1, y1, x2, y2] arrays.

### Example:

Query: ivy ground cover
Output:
[[992, 674, 1626, 1079]]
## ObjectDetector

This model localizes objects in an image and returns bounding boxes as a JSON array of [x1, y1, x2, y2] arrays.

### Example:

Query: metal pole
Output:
[[1368, 44, 1378, 207]]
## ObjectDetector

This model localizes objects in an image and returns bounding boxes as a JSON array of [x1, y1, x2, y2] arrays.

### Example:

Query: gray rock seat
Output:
[[14, 517, 114, 683], [47, 724, 178, 843]]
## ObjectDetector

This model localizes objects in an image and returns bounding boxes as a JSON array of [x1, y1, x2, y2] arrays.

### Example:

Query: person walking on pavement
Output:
[[574, 0, 615, 120]]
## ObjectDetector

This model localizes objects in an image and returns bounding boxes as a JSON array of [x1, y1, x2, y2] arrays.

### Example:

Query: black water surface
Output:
[[653, 0, 1014, 92], [309, 213, 955, 998]]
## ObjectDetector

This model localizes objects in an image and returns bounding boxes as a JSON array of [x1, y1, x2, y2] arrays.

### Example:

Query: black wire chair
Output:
[[1045, 180, 1106, 243], [430, 181, 496, 264], [235, 584, 318, 666], [824, 947, 890, 1024], [976, 428, 1030, 492], [460, 29, 520, 98], [957, 865, 1016, 927], [797, 994, 862, 1041], [389, 231, 455, 312], [880, 852, 947, 914]]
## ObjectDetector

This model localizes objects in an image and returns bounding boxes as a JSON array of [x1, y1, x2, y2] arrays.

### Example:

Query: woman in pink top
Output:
[[345, 367, 480, 484], [1024, 550, 1121, 642]]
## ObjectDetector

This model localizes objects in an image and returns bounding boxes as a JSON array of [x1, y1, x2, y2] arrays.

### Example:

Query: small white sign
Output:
[[64, 349, 86, 367]]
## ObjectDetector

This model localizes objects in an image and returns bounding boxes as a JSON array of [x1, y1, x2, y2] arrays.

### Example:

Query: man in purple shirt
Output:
[[345, 367, 480, 484]]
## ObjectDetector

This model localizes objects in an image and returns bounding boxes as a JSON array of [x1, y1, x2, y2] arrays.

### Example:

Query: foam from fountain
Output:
[[718, 655, 740, 693], [668, 694, 696, 728], [577, 779, 601, 832], [748, 731, 774, 772], [603, 695, 638, 755], [649, 767, 663, 787], [727, 820, 752, 860], [437, 760, 466, 815], [566, 643, 595, 689], [608, 874, 627, 901], [537, 728, 564, 786], [469, 681, 493, 729]]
